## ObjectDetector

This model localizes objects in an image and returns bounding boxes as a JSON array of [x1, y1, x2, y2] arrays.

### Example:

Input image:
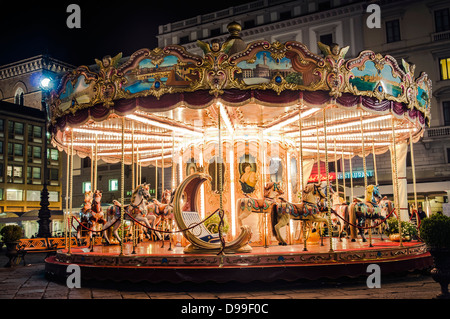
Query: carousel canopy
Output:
[[48, 23, 431, 166]]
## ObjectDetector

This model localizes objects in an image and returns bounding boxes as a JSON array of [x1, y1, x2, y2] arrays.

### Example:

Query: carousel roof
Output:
[[48, 24, 431, 166]]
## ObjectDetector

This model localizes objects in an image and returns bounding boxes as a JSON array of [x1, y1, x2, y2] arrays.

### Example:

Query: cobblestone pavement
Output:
[[0, 251, 442, 301]]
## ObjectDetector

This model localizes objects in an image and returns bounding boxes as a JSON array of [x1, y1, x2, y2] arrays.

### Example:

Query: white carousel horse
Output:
[[348, 185, 384, 242], [149, 189, 176, 250], [271, 182, 330, 246], [103, 184, 156, 245], [329, 188, 350, 240], [236, 182, 284, 228]]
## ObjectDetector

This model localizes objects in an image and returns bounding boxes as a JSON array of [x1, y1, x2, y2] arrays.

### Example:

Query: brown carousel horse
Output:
[[76, 191, 94, 245], [90, 190, 107, 231], [103, 184, 156, 245], [148, 189, 175, 249], [236, 182, 284, 228], [271, 182, 330, 246]]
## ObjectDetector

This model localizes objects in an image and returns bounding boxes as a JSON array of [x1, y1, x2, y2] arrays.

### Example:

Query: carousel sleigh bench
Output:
[[182, 211, 220, 244]]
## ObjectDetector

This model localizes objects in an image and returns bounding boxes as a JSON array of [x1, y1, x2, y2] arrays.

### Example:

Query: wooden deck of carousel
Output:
[[45, 236, 433, 283]]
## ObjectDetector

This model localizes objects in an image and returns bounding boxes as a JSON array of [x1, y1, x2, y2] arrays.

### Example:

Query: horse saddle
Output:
[[278, 202, 319, 218], [354, 201, 381, 218], [240, 197, 271, 212]]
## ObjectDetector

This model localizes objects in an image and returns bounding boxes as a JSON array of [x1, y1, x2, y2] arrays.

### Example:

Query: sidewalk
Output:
[[0, 251, 442, 300]]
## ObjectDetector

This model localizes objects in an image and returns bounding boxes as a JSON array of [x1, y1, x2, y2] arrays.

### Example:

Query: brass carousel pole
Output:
[[334, 140, 338, 199], [349, 153, 354, 202], [94, 134, 98, 192], [316, 121, 323, 246], [162, 141, 165, 193], [342, 148, 346, 203], [298, 108, 308, 251], [65, 141, 70, 249], [68, 130, 74, 255], [155, 159, 158, 200], [132, 122, 135, 190], [391, 117, 403, 247], [372, 141, 378, 186], [120, 117, 126, 256], [323, 109, 333, 253], [360, 111, 372, 247], [409, 129, 418, 218], [218, 104, 225, 265], [131, 123, 136, 254], [90, 145, 93, 191]]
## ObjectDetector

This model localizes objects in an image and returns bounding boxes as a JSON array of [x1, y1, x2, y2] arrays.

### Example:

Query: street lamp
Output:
[[37, 76, 53, 238]]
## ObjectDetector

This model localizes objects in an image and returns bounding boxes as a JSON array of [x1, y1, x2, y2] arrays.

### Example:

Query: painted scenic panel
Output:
[[236, 51, 303, 85], [417, 84, 430, 110], [349, 61, 402, 97], [123, 55, 198, 94], [59, 75, 94, 111]]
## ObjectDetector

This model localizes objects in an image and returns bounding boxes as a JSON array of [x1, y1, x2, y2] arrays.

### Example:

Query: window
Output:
[[440, 58, 450, 80], [82, 157, 91, 168], [0, 119, 4, 135], [109, 179, 119, 191], [179, 35, 190, 45], [444, 101, 450, 126], [46, 149, 59, 163], [7, 165, 23, 183], [318, 0, 331, 11], [49, 168, 59, 181], [26, 190, 41, 201], [6, 189, 23, 201], [280, 11, 292, 20], [243, 19, 255, 29], [49, 191, 59, 202], [0, 189, 3, 201], [319, 33, 333, 46], [435, 8, 450, 32], [14, 88, 24, 105], [27, 166, 41, 184], [210, 28, 221, 37], [82, 182, 92, 193], [0, 163, 3, 183], [8, 121, 24, 139], [8, 143, 23, 159], [28, 124, 42, 141], [386, 19, 401, 43]]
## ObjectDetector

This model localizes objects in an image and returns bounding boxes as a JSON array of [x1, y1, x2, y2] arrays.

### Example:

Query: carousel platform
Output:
[[44, 237, 432, 284]]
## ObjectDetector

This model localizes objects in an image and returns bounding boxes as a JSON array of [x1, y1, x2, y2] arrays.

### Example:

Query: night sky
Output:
[[1, 0, 255, 67]]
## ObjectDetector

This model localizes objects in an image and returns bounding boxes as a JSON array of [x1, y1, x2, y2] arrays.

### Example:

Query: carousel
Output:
[[44, 23, 433, 283]]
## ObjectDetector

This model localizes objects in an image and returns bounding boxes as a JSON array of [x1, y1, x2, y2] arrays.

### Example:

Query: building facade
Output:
[[0, 56, 72, 237], [158, 0, 450, 215]]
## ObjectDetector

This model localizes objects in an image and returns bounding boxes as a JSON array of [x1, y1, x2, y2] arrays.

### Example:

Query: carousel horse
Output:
[[149, 189, 176, 249], [103, 184, 156, 245], [90, 190, 106, 232], [376, 194, 395, 240], [76, 191, 94, 244], [236, 182, 284, 228], [348, 184, 383, 242], [329, 188, 350, 239], [272, 182, 330, 246]]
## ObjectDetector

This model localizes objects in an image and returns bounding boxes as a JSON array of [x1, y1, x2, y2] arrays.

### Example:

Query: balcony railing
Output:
[[431, 30, 450, 42], [424, 125, 450, 139]]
